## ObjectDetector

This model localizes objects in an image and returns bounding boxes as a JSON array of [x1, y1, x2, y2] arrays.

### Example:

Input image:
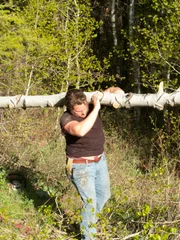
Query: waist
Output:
[[67, 154, 102, 164]]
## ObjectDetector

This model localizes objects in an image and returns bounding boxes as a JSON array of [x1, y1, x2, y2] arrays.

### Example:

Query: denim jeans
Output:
[[70, 153, 111, 240]]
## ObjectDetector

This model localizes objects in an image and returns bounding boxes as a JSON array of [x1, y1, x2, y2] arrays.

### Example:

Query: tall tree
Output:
[[129, 0, 140, 94], [0, 1, 60, 95], [0, 0, 106, 96], [132, 0, 180, 91], [54, 0, 103, 90]]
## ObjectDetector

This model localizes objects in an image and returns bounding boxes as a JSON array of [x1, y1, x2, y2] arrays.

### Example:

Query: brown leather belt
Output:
[[71, 155, 102, 164]]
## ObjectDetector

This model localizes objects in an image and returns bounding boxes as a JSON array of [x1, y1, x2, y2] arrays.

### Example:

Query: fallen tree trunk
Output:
[[0, 82, 180, 110]]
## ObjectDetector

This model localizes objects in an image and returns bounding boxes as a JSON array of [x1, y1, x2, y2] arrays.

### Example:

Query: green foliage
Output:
[[141, 0, 179, 90], [0, 2, 180, 238], [0, 171, 35, 238], [0, 1, 59, 95], [122, 0, 180, 91], [150, 109, 180, 173], [0, 0, 108, 96], [0, 108, 180, 239]]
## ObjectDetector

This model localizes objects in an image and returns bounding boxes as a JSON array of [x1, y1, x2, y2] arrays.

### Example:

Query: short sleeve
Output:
[[60, 112, 73, 129]]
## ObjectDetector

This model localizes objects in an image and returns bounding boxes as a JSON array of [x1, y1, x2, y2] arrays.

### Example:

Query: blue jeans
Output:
[[69, 153, 111, 240]]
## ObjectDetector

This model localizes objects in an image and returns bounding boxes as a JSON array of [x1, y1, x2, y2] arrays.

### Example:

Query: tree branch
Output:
[[0, 82, 179, 109]]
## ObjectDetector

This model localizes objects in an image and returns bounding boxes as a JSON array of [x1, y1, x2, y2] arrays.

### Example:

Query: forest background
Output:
[[0, 0, 180, 239]]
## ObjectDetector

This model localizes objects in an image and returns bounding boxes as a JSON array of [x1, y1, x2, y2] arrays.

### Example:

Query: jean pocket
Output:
[[72, 164, 88, 179]]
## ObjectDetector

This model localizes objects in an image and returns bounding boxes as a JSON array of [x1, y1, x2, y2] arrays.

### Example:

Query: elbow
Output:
[[69, 123, 89, 137], [76, 130, 86, 137], [74, 126, 87, 137]]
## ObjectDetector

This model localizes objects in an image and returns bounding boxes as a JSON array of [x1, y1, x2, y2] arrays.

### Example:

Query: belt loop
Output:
[[86, 159, 88, 164]]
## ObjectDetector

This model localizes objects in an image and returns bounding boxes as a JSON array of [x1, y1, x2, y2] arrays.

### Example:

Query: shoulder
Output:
[[60, 111, 74, 128]]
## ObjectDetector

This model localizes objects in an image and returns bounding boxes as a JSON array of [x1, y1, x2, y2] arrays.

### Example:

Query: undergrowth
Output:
[[0, 108, 179, 239]]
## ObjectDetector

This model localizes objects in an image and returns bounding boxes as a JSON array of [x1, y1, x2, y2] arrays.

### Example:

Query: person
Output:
[[60, 87, 124, 240]]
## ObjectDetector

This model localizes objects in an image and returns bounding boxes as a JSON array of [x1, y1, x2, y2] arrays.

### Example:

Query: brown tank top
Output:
[[60, 111, 104, 157]]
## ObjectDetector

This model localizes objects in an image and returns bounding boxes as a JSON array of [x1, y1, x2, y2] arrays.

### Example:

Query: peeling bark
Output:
[[0, 82, 179, 110]]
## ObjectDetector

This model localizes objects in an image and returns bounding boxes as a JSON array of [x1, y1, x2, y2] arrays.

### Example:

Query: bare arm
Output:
[[63, 92, 101, 137], [104, 86, 125, 94]]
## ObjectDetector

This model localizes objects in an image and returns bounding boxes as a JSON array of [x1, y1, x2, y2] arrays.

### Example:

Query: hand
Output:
[[104, 87, 125, 95], [91, 91, 101, 110]]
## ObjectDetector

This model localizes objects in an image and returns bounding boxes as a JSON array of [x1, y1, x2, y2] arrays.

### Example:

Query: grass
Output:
[[0, 108, 180, 239]]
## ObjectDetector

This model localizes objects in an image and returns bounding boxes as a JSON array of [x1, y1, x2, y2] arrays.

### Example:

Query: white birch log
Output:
[[0, 82, 179, 110]]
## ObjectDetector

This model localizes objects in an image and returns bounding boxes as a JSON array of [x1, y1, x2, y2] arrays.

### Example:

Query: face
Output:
[[72, 101, 89, 118]]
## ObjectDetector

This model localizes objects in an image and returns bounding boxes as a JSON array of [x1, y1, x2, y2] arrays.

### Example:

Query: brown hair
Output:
[[65, 89, 87, 112]]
